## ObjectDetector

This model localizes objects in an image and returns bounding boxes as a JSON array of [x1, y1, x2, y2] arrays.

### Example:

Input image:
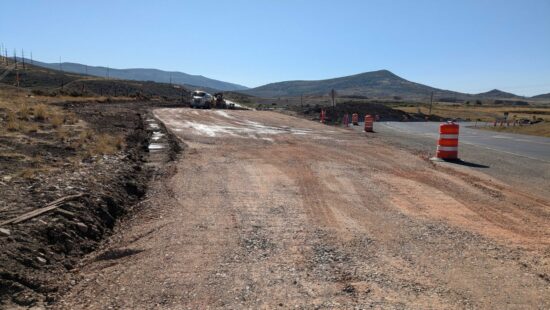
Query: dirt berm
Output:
[[295, 101, 421, 122]]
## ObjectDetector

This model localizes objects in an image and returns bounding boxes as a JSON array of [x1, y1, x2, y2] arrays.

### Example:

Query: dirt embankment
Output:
[[0, 102, 177, 308], [289, 101, 428, 122]]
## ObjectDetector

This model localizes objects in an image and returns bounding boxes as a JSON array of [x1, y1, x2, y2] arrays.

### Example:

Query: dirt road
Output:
[[56, 109, 550, 309]]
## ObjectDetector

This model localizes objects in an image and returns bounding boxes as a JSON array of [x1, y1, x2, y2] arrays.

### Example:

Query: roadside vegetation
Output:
[[395, 103, 550, 122], [393, 102, 550, 137], [0, 85, 124, 180], [477, 121, 550, 137]]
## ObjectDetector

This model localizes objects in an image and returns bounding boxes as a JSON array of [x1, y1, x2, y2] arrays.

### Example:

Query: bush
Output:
[[50, 114, 64, 128], [18, 104, 31, 120], [88, 134, 124, 155], [31, 89, 46, 96], [6, 111, 19, 131], [33, 104, 49, 121]]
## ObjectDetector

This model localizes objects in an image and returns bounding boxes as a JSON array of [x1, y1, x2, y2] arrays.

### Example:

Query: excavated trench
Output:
[[0, 102, 180, 308]]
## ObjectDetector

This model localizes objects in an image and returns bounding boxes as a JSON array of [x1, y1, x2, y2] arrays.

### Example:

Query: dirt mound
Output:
[[297, 101, 416, 122]]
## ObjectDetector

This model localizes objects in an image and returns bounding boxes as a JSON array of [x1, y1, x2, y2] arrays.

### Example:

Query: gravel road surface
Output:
[[56, 109, 550, 309]]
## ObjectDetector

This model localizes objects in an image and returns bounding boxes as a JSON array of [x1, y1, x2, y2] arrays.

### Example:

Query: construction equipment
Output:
[[191, 90, 236, 109], [213, 92, 227, 109]]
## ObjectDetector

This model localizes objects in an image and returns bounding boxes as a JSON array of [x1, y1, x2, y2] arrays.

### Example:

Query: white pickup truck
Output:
[[190, 90, 213, 109]]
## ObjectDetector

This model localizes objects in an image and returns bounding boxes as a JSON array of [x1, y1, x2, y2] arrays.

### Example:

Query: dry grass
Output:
[[78, 129, 94, 142], [50, 114, 64, 128], [72, 129, 125, 156], [65, 112, 79, 125], [479, 121, 550, 137], [33, 104, 49, 121], [87, 134, 124, 155], [0, 85, 126, 183], [18, 167, 52, 180], [18, 104, 32, 120], [56, 127, 70, 141], [5, 111, 19, 131], [396, 103, 550, 137], [397, 104, 550, 122], [24, 122, 39, 134]]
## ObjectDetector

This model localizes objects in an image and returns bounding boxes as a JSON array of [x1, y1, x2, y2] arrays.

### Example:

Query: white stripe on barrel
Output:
[[437, 146, 458, 152], [439, 134, 459, 139]]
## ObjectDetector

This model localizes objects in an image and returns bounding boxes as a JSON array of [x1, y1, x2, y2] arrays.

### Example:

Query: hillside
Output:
[[244, 70, 468, 100], [475, 89, 521, 99], [0, 60, 190, 100], [31, 60, 248, 91], [531, 93, 550, 100]]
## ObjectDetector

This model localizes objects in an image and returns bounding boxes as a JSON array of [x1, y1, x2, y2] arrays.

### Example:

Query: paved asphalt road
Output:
[[352, 121, 549, 195], [373, 122, 550, 162]]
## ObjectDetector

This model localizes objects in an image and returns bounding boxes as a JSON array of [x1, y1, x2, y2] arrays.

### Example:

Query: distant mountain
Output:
[[531, 93, 550, 100], [244, 70, 465, 99], [30, 60, 248, 91], [475, 89, 520, 99]]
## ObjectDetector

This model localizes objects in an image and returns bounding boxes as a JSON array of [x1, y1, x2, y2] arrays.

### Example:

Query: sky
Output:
[[1, 0, 549, 96]]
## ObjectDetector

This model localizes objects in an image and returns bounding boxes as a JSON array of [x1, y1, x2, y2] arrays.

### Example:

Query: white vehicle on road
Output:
[[191, 90, 213, 109]]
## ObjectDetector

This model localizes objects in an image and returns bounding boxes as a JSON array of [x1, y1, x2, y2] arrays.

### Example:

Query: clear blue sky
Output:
[[1, 0, 549, 95]]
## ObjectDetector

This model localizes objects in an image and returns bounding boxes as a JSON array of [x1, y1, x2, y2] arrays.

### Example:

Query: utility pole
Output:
[[330, 89, 336, 123], [13, 49, 17, 69], [21, 49, 25, 70], [428, 91, 434, 116], [30, 52, 33, 65], [59, 57, 64, 89]]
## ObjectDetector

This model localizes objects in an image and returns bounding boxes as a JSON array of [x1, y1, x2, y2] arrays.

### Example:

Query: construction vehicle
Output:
[[213, 92, 227, 109], [191, 90, 235, 109]]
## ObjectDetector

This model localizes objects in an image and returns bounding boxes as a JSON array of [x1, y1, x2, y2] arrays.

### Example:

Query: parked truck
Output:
[[191, 90, 235, 109], [191, 90, 213, 109]]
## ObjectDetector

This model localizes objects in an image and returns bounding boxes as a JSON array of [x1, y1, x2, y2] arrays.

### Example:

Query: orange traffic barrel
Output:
[[364, 114, 374, 132], [352, 113, 359, 125], [436, 122, 459, 159]]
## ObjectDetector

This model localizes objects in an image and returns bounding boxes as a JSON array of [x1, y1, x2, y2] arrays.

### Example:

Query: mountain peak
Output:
[[244, 69, 438, 98], [476, 89, 519, 98]]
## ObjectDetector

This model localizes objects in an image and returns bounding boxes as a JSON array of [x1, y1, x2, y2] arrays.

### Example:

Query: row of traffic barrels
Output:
[[350, 113, 375, 132], [322, 110, 460, 160]]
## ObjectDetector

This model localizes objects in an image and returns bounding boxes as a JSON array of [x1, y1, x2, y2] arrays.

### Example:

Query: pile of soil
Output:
[[0, 102, 176, 307], [295, 101, 417, 122]]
